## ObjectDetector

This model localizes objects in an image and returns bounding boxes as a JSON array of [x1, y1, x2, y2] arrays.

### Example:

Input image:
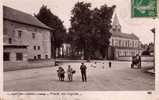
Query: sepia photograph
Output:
[[3, 0, 156, 91]]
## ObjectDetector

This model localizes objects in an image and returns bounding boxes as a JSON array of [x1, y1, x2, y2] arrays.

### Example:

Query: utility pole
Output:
[[150, 18, 156, 72]]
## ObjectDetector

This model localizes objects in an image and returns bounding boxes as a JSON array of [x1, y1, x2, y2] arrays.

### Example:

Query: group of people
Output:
[[57, 63, 87, 82]]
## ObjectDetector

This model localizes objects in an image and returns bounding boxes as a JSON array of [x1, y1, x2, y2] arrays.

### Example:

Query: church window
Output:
[[119, 40, 121, 47]]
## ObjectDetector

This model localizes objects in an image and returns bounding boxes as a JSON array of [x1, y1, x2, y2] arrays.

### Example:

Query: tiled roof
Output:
[[111, 31, 139, 40], [3, 6, 52, 30]]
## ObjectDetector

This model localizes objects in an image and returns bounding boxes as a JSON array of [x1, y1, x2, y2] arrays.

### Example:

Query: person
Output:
[[57, 67, 62, 81], [67, 65, 73, 81], [102, 62, 105, 69], [80, 63, 87, 82], [60, 67, 65, 81], [109, 61, 111, 68], [138, 55, 141, 69], [57, 66, 65, 81]]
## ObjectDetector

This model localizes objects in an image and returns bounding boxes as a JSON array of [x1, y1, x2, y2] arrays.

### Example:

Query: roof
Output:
[[3, 6, 52, 30], [112, 13, 121, 27], [111, 31, 139, 40]]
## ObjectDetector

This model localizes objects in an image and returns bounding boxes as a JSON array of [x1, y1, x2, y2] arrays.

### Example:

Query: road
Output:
[[4, 61, 155, 91]]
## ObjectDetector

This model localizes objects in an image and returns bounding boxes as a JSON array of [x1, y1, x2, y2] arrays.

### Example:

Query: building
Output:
[[3, 6, 52, 62], [56, 43, 71, 57], [108, 14, 142, 60]]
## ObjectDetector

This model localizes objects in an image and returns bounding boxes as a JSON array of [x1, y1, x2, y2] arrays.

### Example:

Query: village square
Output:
[[3, 0, 155, 91]]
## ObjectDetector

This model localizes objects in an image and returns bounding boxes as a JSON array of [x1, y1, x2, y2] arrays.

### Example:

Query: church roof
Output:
[[3, 6, 52, 30], [111, 13, 139, 40], [111, 31, 139, 40], [112, 13, 121, 27]]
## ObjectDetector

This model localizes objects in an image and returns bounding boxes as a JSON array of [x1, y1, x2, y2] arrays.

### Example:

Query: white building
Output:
[[3, 6, 52, 62], [108, 14, 142, 60]]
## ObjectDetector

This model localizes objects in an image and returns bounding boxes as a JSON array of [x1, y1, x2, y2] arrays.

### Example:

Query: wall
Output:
[[3, 20, 51, 60], [4, 59, 55, 71], [117, 56, 154, 61], [109, 37, 140, 48], [4, 47, 28, 62], [117, 56, 154, 67]]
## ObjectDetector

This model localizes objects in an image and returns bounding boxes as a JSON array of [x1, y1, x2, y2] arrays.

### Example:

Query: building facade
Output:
[[108, 14, 142, 60], [3, 6, 52, 62], [56, 43, 71, 57]]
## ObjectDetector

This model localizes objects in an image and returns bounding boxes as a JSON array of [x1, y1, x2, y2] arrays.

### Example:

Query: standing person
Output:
[[80, 63, 87, 82], [109, 61, 112, 68], [57, 66, 65, 81], [57, 67, 62, 81], [67, 65, 73, 81], [61, 67, 65, 81], [138, 55, 141, 69]]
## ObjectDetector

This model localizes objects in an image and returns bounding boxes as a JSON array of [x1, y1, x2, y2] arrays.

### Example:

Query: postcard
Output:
[[1, 0, 159, 99]]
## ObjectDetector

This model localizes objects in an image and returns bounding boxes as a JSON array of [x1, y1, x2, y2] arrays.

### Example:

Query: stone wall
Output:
[[3, 20, 51, 60], [4, 59, 55, 71]]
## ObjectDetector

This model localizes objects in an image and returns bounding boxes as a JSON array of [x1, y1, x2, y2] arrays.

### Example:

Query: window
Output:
[[34, 56, 36, 60], [127, 40, 129, 47], [32, 33, 35, 39], [112, 39, 114, 46], [38, 46, 40, 50], [9, 38, 12, 44], [16, 53, 23, 61], [4, 52, 10, 61], [45, 55, 48, 59], [38, 54, 41, 59], [34, 46, 36, 50], [132, 41, 134, 47], [119, 40, 121, 47], [18, 30, 22, 38]]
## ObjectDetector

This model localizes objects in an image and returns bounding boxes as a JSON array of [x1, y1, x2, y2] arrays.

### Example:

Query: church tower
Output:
[[112, 14, 121, 32]]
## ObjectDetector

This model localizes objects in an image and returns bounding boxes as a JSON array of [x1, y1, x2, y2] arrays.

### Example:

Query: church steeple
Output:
[[112, 13, 121, 32]]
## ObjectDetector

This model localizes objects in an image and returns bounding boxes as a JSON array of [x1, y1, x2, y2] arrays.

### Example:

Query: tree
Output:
[[69, 2, 92, 59], [35, 5, 66, 58], [142, 43, 154, 56], [90, 5, 116, 59], [69, 2, 115, 59]]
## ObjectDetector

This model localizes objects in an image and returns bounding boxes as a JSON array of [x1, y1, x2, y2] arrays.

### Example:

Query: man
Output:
[[80, 63, 87, 82], [109, 61, 112, 68]]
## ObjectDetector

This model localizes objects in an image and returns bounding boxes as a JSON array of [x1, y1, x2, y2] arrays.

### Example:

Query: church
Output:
[[108, 14, 142, 60]]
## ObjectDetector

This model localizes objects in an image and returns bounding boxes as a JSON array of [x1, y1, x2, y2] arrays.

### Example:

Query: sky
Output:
[[3, 0, 157, 44]]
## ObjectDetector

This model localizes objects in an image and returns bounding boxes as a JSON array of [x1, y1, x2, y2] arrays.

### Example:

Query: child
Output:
[[67, 65, 73, 81], [57, 67, 65, 81]]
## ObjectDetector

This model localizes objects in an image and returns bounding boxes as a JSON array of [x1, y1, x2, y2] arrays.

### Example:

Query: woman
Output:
[[67, 65, 73, 81]]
